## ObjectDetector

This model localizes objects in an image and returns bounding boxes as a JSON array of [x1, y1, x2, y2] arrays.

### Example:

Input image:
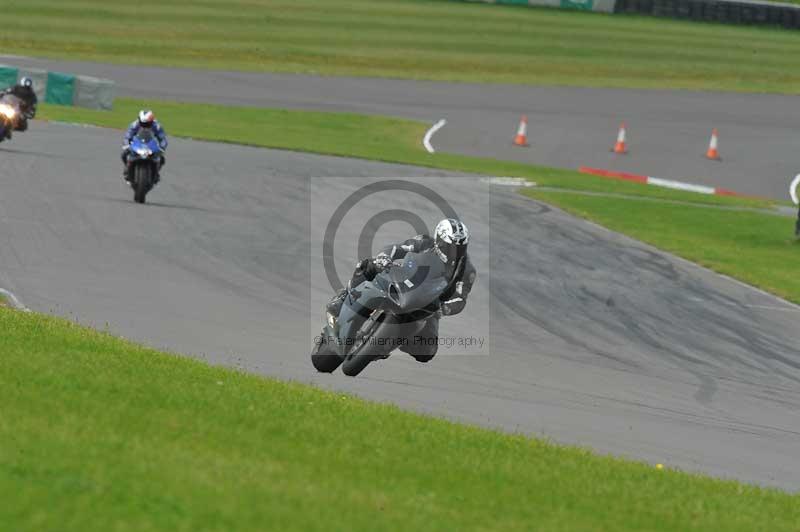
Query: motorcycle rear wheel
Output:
[[311, 335, 343, 373]]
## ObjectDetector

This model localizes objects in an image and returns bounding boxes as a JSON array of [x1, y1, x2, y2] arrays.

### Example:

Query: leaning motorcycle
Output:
[[0, 95, 21, 143], [127, 129, 163, 204], [311, 252, 462, 377]]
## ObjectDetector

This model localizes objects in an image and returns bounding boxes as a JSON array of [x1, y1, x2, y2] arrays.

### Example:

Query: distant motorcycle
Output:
[[311, 251, 461, 377], [128, 128, 163, 204], [0, 95, 22, 143]]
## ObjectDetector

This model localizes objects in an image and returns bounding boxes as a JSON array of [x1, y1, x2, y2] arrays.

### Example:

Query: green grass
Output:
[[526, 189, 800, 303], [5, 0, 800, 93], [38, 98, 773, 210], [2, 307, 799, 531]]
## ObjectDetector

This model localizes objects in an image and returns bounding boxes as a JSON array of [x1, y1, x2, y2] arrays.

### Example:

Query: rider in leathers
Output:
[[328, 218, 476, 362], [122, 109, 168, 184], [1, 77, 37, 137]]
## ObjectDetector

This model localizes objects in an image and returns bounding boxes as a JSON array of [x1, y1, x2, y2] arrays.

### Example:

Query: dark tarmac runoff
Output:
[[3, 55, 800, 200], [1, 122, 799, 490]]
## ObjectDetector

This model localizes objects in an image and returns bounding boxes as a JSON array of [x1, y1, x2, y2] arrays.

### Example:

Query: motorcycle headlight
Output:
[[0, 104, 15, 120], [135, 147, 152, 157]]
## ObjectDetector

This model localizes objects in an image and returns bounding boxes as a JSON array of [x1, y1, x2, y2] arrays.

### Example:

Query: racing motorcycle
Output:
[[311, 251, 462, 377], [0, 95, 22, 143], [127, 128, 163, 204]]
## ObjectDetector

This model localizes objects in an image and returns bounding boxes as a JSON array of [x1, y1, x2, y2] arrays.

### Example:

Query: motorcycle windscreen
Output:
[[386, 252, 448, 312], [133, 129, 161, 153]]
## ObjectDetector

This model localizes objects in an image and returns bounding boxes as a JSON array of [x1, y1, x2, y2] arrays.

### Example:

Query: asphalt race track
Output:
[[2, 122, 800, 489], [3, 55, 800, 200]]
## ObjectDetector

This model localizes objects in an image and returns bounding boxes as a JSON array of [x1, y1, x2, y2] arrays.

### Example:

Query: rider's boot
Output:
[[324, 267, 371, 326], [154, 155, 165, 185]]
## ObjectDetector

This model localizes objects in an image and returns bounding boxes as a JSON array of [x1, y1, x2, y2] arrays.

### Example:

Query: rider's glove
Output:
[[355, 258, 380, 281], [441, 282, 466, 316], [441, 298, 463, 316], [354, 258, 370, 275], [373, 255, 392, 270]]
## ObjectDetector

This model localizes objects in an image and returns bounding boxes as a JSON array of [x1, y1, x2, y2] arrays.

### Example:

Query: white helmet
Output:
[[138, 109, 155, 128], [434, 218, 469, 263], [20, 77, 33, 89]]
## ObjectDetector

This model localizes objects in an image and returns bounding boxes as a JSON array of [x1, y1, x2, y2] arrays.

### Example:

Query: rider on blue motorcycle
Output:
[[122, 110, 168, 184], [327, 218, 477, 362]]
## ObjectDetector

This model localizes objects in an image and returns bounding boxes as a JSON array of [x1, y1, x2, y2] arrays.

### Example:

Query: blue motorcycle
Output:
[[128, 129, 163, 204]]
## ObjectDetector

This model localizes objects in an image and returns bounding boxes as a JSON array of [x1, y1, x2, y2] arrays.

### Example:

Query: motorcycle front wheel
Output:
[[133, 164, 152, 204], [341, 319, 387, 377]]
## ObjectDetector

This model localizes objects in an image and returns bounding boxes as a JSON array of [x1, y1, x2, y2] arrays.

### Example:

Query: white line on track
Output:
[[688, 296, 800, 313], [423, 119, 447, 154], [647, 177, 715, 195], [49, 120, 104, 129], [0, 288, 30, 312], [790, 173, 800, 205], [481, 177, 535, 187]]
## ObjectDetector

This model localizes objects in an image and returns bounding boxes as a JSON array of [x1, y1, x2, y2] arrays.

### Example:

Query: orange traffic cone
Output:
[[705, 128, 721, 161], [513, 115, 529, 147], [611, 122, 628, 154]]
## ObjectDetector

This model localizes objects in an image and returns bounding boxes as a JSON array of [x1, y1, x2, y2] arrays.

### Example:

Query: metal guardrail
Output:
[[463, 0, 617, 13], [465, 0, 800, 28], [614, 0, 800, 28]]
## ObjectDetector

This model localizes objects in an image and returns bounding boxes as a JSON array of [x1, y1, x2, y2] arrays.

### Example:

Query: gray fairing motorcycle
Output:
[[312, 251, 463, 377]]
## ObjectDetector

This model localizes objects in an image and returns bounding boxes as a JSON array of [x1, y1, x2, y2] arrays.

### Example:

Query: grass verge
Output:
[[2, 306, 799, 531], [3, 0, 800, 93]]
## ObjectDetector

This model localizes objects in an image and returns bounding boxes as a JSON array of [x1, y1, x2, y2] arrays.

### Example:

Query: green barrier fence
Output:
[[45, 72, 76, 106], [0, 64, 114, 109], [560, 0, 594, 9], [0, 66, 19, 90]]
